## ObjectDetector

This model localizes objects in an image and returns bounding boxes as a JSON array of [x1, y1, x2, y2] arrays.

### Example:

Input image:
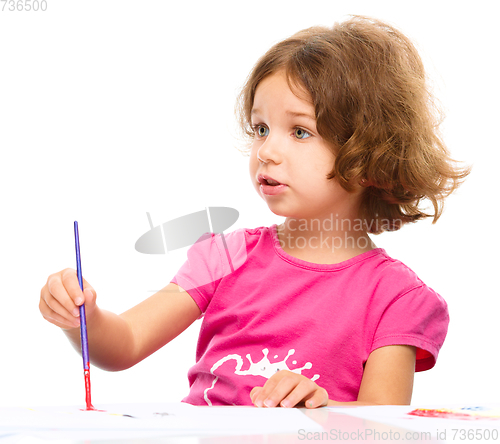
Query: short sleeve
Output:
[[370, 285, 449, 371], [170, 229, 248, 314]]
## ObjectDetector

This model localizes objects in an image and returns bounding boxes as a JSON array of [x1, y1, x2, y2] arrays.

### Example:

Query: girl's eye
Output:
[[254, 125, 269, 137], [294, 128, 311, 139]]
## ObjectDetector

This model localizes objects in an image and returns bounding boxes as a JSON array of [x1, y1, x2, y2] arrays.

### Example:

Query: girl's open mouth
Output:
[[257, 174, 288, 195], [260, 183, 288, 196]]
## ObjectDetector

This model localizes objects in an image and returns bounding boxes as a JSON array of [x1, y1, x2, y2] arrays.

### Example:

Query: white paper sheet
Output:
[[0, 402, 323, 441]]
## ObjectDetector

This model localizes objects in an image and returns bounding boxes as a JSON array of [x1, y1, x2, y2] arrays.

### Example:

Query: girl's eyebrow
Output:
[[285, 110, 316, 121], [251, 108, 315, 121]]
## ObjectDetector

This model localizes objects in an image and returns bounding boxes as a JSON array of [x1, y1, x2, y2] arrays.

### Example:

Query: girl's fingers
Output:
[[250, 386, 263, 404], [61, 268, 86, 305], [39, 296, 80, 329], [304, 387, 329, 409], [82, 286, 96, 309], [266, 376, 315, 408], [44, 279, 80, 322], [252, 371, 328, 409], [71, 273, 97, 314], [253, 376, 280, 407], [40, 268, 97, 329]]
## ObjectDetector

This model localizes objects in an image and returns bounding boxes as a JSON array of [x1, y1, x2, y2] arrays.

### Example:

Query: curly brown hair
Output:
[[236, 15, 470, 234]]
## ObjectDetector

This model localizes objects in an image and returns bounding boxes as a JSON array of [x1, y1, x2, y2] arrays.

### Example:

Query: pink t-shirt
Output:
[[170, 224, 449, 406]]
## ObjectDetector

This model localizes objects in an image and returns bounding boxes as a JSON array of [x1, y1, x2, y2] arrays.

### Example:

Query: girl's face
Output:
[[249, 70, 362, 221]]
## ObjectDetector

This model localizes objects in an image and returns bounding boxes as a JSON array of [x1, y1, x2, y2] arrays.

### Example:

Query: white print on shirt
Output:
[[203, 348, 320, 406]]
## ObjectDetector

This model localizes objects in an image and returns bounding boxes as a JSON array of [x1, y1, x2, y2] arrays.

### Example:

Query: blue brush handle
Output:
[[74, 221, 90, 370]]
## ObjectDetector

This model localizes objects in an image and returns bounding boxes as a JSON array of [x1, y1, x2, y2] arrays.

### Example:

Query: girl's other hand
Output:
[[39, 268, 97, 330], [250, 370, 329, 409]]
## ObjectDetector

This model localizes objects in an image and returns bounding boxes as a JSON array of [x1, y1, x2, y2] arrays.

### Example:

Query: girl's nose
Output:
[[256, 133, 283, 165]]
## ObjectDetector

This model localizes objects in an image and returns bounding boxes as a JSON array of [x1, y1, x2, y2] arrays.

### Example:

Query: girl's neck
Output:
[[277, 216, 376, 265]]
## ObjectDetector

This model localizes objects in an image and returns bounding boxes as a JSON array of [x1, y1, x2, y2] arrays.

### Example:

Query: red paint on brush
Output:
[[84, 368, 94, 410], [79, 366, 106, 412], [79, 367, 105, 412]]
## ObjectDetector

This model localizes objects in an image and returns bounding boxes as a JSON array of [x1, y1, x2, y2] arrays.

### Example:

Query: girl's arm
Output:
[[68, 283, 201, 371], [250, 345, 416, 408], [328, 344, 416, 406], [40, 269, 201, 372]]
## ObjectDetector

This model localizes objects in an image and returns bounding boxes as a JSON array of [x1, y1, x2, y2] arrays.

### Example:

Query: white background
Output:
[[0, 0, 498, 408]]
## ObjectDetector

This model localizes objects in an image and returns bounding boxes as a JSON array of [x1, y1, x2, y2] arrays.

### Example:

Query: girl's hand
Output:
[[39, 268, 97, 330], [250, 370, 329, 409]]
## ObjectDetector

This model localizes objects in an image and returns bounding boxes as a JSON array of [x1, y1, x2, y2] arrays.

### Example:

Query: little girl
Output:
[[39, 16, 469, 408]]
